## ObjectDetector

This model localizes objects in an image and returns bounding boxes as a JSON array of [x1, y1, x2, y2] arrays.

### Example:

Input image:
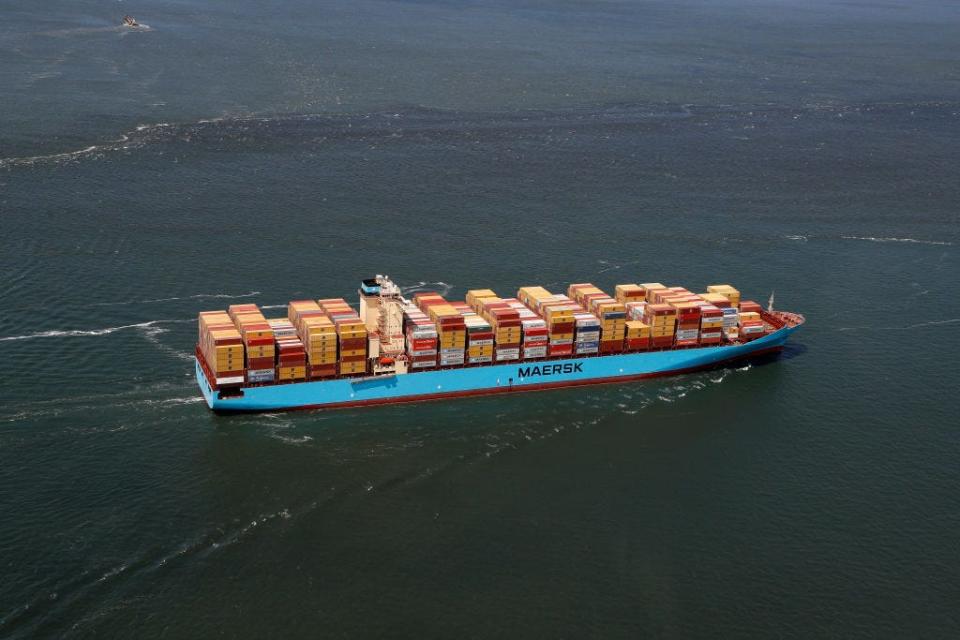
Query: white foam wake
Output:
[[840, 236, 954, 246], [400, 281, 453, 296], [89, 291, 261, 306], [0, 320, 181, 342], [0, 122, 172, 169], [836, 318, 960, 332]]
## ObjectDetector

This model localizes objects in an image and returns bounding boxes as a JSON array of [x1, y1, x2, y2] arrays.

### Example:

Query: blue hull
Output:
[[197, 322, 801, 413]]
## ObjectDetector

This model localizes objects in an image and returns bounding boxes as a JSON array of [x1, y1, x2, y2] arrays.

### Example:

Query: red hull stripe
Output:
[[214, 345, 784, 414]]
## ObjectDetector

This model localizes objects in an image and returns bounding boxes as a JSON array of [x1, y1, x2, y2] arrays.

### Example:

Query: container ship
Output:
[[195, 276, 804, 413]]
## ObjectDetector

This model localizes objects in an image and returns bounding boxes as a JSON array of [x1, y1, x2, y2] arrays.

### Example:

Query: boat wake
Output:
[[88, 291, 261, 307], [840, 235, 954, 246], [0, 319, 190, 342], [400, 281, 453, 297], [836, 318, 960, 332], [0, 121, 175, 169]]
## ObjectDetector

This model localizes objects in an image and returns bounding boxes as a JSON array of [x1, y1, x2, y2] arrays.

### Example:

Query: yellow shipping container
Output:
[[339, 348, 367, 358], [466, 289, 497, 306]]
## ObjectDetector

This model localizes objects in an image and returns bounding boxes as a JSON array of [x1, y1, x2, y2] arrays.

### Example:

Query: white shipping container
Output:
[[468, 355, 493, 364], [676, 329, 699, 340], [469, 338, 495, 346], [215, 375, 246, 386], [741, 325, 765, 334], [495, 349, 520, 360], [575, 332, 600, 342], [548, 338, 573, 346], [440, 347, 464, 356], [576, 346, 599, 354], [700, 331, 722, 339], [523, 346, 548, 357], [246, 368, 276, 383], [408, 348, 438, 357], [410, 360, 435, 369]]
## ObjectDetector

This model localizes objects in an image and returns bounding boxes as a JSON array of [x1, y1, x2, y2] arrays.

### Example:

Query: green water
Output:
[[1, 0, 958, 637]]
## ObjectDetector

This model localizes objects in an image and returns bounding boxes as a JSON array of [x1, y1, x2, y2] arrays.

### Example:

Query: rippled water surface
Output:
[[1, 0, 958, 637]]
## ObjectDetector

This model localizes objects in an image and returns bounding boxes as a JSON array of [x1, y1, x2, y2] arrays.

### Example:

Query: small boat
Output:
[[122, 16, 140, 27]]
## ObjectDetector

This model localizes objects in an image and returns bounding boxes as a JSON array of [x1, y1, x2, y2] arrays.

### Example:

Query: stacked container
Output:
[[624, 321, 651, 351], [594, 301, 626, 353], [267, 318, 298, 339], [479, 298, 522, 361], [267, 319, 307, 382], [569, 284, 627, 354], [739, 300, 762, 315], [519, 287, 577, 357], [643, 303, 677, 348], [228, 304, 276, 383], [738, 311, 765, 341], [671, 301, 701, 347], [415, 294, 467, 367], [501, 298, 548, 359], [641, 283, 669, 305], [403, 303, 439, 369], [707, 284, 741, 308], [573, 311, 601, 355], [625, 301, 648, 321], [320, 298, 368, 376], [452, 301, 495, 364], [721, 306, 740, 342], [197, 311, 245, 386], [615, 284, 647, 304], [288, 300, 338, 378], [466, 289, 498, 313], [698, 305, 724, 346], [737, 300, 765, 341]]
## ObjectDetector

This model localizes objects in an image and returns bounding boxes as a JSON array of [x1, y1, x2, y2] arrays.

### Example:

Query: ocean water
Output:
[[1, 0, 958, 637]]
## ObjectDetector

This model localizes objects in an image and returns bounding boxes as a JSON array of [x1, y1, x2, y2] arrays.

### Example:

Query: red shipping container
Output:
[[247, 356, 275, 369], [626, 338, 650, 350], [339, 337, 366, 349], [550, 322, 575, 333], [548, 344, 573, 356], [340, 354, 366, 363], [245, 336, 275, 347], [740, 301, 762, 314], [309, 364, 338, 378], [408, 338, 437, 350]]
